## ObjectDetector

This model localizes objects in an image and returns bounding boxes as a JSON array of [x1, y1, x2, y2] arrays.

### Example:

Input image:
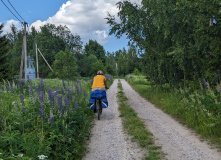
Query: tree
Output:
[[51, 50, 79, 79], [0, 24, 11, 79], [90, 61, 106, 76], [106, 0, 221, 87], [85, 40, 106, 63]]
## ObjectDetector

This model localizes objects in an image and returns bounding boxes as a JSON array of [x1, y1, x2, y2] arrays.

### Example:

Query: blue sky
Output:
[[0, 0, 135, 53]]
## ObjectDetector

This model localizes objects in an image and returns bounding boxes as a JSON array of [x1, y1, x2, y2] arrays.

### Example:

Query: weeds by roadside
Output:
[[117, 80, 163, 160], [126, 75, 221, 150]]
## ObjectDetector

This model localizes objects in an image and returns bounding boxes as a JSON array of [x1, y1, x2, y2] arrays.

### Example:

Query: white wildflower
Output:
[[18, 153, 23, 157], [38, 154, 48, 160]]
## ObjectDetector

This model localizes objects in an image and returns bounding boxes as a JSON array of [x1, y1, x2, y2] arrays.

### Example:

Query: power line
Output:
[[7, 0, 27, 23], [1, 0, 22, 23]]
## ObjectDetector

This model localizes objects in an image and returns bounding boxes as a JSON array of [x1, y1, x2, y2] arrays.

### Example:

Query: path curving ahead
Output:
[[120, 79, 221, 160]]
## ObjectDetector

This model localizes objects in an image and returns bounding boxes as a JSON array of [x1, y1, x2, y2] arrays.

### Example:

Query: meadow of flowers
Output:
[[0, 78, 94, 159]]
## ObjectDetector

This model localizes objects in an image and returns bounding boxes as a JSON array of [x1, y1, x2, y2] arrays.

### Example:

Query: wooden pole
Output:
[[37, 48, 53, 72], [19, 36, 25, 80], [24, 22, 27, 80], [35, 42, 39, 78]]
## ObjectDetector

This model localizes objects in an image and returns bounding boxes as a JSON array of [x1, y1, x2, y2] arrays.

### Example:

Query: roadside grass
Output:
[[126, 76, 221, 150], [117, 80, 163, 160]]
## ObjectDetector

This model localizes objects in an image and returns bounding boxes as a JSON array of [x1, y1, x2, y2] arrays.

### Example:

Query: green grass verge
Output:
[[129, 83, 221, 150], [117, 80, 163, 160]]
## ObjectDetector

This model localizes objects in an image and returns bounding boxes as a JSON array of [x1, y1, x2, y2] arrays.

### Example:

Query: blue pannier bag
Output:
[[89, 98, 95, 110], [90, 90, 106, 99], [89, 90, 108, 109], [101, 98, 108, 108]]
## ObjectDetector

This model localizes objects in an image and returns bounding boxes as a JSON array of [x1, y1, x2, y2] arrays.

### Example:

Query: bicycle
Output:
[[94, 99, 102, 120]]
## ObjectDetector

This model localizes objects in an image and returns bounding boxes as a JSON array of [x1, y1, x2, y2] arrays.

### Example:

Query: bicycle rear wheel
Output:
[[96, 99, 101, 120]]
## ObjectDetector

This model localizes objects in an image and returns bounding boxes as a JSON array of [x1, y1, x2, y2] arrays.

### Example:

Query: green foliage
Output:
[[90, 60, 106, 76], [133, 68, 140, 76], [85, 40, 106, 63], [51, 50, 79, 79], [127, 75, 221, 149], [107, 0, 221, 87], [0, 24, 11, 80], [0, 78, 94, 159]]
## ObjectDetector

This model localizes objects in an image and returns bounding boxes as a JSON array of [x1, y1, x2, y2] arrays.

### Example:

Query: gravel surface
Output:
[[83, 79, 146, 160], [121, 79, 221, 160]]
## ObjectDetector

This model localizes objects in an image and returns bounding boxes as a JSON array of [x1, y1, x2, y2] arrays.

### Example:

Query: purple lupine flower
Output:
[[74, 81, 79, 95], [48, 89, 54, 107], [62, 80, 66, 90], [39, 104, 45, 120], [20, 93, 25, 106], [50, 115, 54, 122], [64, 96, 69, 106], [29, 85, 33, 97], [75, 102, 78, 110], [203, 79, 207, 89], [56, 87, 59, 94], [104, 74, 112, 80], [39, 91, 44, 102], [69, 108, 72, 113], [10, 85, 14, 93], [20, 81, 25, 87], [61, 87, 64, 94], [67, 88, 72, 102], [57, 94, 63, 114], [218, 86, 221, 94], [40, 78, 45, 94], [79, 80, 82, 88]]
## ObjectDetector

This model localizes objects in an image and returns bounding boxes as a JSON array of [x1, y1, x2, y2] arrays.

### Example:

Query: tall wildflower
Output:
[[57, 94, 63, 115], [75, 102, 78, 110], [9, 84, 14, 93], [40, 78, 45, 94], [48, 89, 54, 107], [50, 114, 54, 122], [203, 79, 208, 89], [62, 79, 66, 90], [74, 81, 79, 95], [20, 93, 25, 106], [218, 86, 221, 94], [67, 87, 72, 102], [64, 96, 69, 107], [28, 85, 34, 103], [39, 104, 45, 120], [61, 87, 64, 95], [39, 92, 44, 102]]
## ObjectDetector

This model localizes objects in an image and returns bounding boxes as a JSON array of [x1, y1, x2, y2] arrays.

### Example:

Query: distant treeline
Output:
[[0, 23, 141, 80]]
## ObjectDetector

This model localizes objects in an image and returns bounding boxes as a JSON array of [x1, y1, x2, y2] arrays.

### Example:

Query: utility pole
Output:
[[19, 22, 28, 80], [19, 36, 24, 80], [23, 22, 28, 80], [35, 42, 39, 78]]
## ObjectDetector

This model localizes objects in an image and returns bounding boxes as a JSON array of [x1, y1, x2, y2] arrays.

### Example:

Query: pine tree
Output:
[[0, 24, 11, 80]]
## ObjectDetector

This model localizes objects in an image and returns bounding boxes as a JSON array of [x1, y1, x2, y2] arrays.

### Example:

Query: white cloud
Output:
[[30, 0, 141, 45], [2, 19, 21, 35]]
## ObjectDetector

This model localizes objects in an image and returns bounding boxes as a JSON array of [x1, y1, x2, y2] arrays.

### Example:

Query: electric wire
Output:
[[1, 0, 22, 23], [7, 0, 27, 23]]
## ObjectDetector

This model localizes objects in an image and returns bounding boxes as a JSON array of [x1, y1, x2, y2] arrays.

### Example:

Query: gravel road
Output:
[[83, 79, 146, 160], [121, 79, 221, 160], [83, 79, 221, 160]]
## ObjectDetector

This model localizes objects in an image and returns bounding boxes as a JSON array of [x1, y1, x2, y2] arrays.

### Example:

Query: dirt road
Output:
[[83, 79, 221, 160]]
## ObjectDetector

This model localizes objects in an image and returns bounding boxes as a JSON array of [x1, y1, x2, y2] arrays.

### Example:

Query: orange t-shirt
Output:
[[92, 75, 106, 88]]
